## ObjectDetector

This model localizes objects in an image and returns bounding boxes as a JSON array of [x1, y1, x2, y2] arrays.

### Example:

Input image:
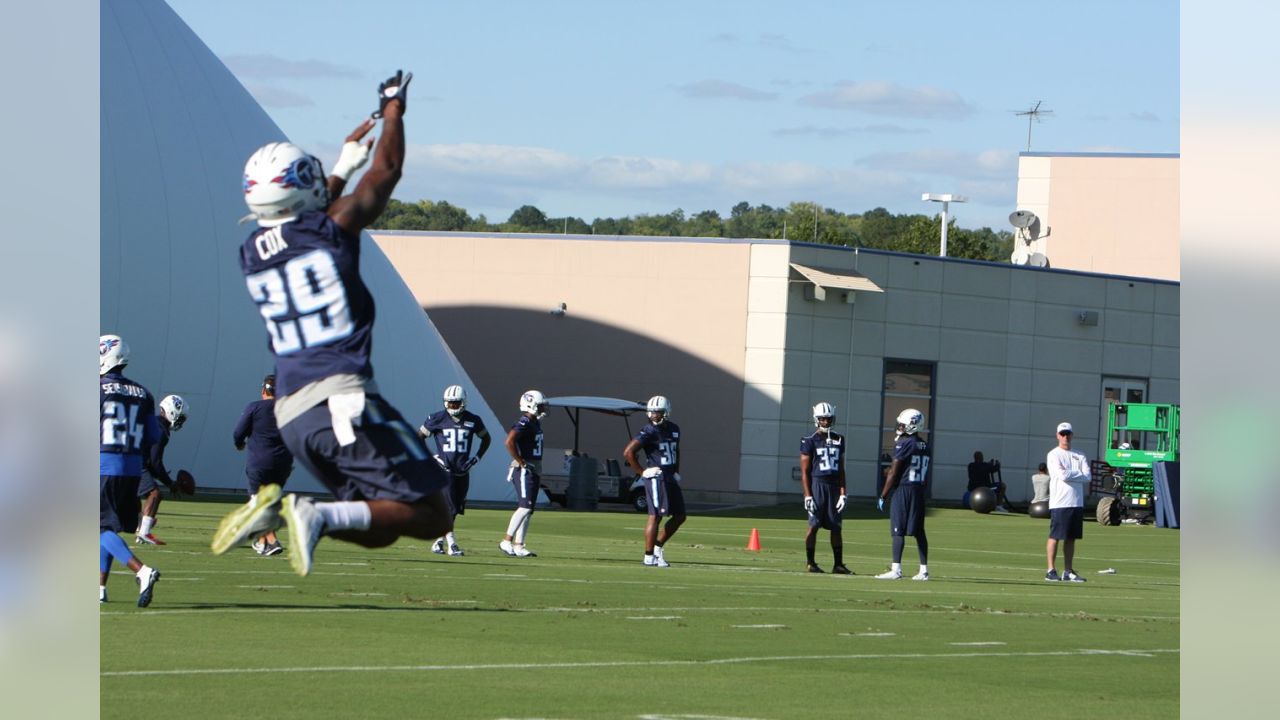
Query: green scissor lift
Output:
[[1091, 403, 1180, 524]]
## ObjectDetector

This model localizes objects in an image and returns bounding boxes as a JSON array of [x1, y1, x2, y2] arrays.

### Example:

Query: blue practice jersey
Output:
[[233, 399, 294, 471], [800, 430, 845, 482], [240, 210, 376, 397], [634, 421, 681, 471], [509, 414, 544, 462], [100, 372, 160, 477], [891, 433, 930, 486], [421, 409, 488, 473]]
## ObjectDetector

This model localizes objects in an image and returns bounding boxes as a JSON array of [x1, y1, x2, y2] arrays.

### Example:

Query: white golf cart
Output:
[[539, 396, 649, 512]]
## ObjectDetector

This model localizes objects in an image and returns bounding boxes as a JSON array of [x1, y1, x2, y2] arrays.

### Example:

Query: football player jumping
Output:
[[211, 70, 454, 578]]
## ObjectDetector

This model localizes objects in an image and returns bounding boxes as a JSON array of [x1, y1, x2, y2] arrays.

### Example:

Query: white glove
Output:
[[804, 496, 816, 514], [432, 454, 449, 471], [331, 140, 371, 181], [642, 467, 662, 479], [836, 494, 847, 513]]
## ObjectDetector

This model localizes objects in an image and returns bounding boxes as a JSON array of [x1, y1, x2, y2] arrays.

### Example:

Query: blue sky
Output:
[[167, 0, 1178, 231]]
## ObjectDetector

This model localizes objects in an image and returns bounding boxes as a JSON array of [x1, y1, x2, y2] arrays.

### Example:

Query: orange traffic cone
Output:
[[746, 528, 761, 552]]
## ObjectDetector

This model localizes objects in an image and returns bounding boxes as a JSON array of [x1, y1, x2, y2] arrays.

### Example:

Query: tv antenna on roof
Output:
[[1012, 101, 1053, 151]]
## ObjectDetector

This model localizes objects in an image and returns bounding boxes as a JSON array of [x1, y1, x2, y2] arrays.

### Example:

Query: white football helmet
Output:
[[646, 395, 671, 425], [443, 385, 467, 417], [519, 390, 548, 418], [99, 334, 129, 375], [897, 408, 924, 435], [812, 402, 836, 433], [159, 394, 188, 431], [243, 142, 329, 227]]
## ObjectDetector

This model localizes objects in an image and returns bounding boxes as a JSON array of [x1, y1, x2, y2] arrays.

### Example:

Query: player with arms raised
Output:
[[800, 402, 851, 574], [875, 408, 932, 581], [623, 396, 687, 568], [211, 70, 453, 578], [419, 385, 490, 556]]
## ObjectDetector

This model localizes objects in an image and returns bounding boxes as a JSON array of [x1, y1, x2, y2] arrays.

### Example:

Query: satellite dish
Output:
[[1009, 210, 1038, 229], [1027, 252, 1050, 268]]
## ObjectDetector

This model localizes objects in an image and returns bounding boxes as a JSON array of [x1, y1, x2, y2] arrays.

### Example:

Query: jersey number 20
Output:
[[246, 249, 354, 355]]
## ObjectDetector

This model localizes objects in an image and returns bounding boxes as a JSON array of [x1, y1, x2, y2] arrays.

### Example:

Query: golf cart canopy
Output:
[[546, 396, 646, 416]]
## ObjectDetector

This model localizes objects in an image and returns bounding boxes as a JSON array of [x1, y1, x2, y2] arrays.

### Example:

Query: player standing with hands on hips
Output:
[[213, 70, 454, 578], [624, 396, 687, 568], [800, 403, 851, 574], [500, 390, 547, 557], [1045, 421, 1091, 582], [419, 385, 490, 556], [876, 408, 931, 581]]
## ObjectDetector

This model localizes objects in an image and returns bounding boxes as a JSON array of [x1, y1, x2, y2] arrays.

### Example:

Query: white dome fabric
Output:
[[101, 0, 513, 501]]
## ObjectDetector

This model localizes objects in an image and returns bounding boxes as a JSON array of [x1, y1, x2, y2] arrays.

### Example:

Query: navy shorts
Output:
[[644, 471, 686, 517], [807, 481, 843, 530], [447, 471, 471, 516], [247, 465, 293, 495], [1049, 507, 1085, 540], [278, 394, 449, 503], [136, 474, 160, 497], [890, 483, 927, 537], [508, 465, 541, 509], [101, 475, 141, 534]]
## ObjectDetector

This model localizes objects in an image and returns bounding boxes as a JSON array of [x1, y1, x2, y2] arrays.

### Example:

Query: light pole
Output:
[[921, 193, 968, 257]]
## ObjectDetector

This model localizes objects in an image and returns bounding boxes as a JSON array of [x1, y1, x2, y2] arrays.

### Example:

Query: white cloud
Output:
[[799, 80, 973, 119], [222, 53, 360, 80], [674, 80, 779, 102], [859, 148, 1016, 180]]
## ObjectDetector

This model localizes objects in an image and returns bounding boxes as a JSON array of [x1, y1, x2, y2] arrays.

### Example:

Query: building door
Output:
[[879, 360, 935, 494], [1101, 377, 1148, 451]]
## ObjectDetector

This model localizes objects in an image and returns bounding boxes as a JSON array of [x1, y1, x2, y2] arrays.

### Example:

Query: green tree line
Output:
[[376, 199, 1014, 262]]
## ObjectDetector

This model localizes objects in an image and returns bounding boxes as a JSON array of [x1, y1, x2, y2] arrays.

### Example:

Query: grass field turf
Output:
[[101, 499, 1178, 719]]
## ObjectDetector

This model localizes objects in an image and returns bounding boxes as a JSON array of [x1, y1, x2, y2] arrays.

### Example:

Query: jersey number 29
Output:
[[246, 249, 354, 355]]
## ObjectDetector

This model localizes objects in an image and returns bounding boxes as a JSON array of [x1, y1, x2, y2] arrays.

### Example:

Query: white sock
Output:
[[138, 515, 156, 536], [506, 508, 532, 538], [515, 511, 533, 544], [135, 564, 152, 580], [919, 564, 928, 574], [891, 562, 902, 573], [99, 585, 108, 599], [445, 531, 457, 545], [315, 501, 372, 531]]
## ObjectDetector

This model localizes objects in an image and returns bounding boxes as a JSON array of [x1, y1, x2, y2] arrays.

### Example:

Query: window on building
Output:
[[1102, 377, 1148, 450]]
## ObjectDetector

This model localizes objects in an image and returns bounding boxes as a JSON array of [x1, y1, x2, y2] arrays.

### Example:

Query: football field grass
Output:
[[101, 499, 1179, 719]]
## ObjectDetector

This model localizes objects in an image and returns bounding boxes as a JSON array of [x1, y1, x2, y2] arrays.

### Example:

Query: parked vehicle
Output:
[[538, 396, 649, 511]]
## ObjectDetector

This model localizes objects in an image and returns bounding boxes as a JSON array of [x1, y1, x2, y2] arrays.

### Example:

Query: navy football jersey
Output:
[[800, 430, 845, 481], [891, 433, 930, 485], [634, 421, 681, 470], [239, 210, 376, 397], [142, 418, 173, 487], [100, 372, 160, 477], [422, 409, 488, 473], [509, 414, 544, 462]]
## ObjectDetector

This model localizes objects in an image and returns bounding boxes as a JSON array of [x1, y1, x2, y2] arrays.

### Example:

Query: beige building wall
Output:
[[375, 230, 1180, 506], [373, 232, 753, 496], [1016, 153, 1180, 281]]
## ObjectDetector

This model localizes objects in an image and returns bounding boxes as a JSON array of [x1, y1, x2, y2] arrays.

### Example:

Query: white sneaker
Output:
[[875, 569, 903, 580], [499, 539, 517, 556], [251, 537, 267, 555], [99, 586, 108, 604], [654, 546, 669, 568], [912, 571, 930, 581], [447, 543, 465, 557], [135, 566, 160, 608], [211, 484, 283, 555], [643, 555, 656, 566], [280, 494, 325, 577], [513, 545, 536, 558], [431, 539, 446, 555]]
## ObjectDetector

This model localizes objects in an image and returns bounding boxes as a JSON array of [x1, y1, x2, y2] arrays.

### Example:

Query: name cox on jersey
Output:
[[256, 226, 289, 261]]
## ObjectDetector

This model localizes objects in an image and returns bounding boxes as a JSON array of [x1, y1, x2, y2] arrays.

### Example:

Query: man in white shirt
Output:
[[1045, 422, 1090, 582]]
